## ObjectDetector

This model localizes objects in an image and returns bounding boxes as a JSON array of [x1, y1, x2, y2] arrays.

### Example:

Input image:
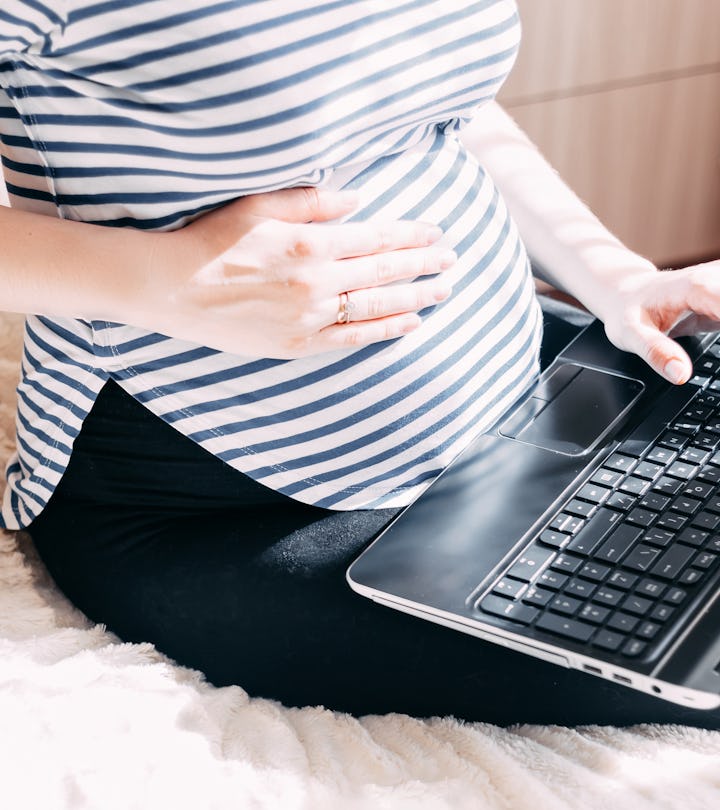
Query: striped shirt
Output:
[[0, 0, 542, 529]]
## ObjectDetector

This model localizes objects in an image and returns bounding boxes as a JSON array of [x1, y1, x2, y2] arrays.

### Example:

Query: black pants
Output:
[[28, 310, 720, 726]]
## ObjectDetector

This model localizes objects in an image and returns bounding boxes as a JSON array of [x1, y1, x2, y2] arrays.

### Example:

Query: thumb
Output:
[[243, 187, 359, 223], [612, 319, 692, 384]]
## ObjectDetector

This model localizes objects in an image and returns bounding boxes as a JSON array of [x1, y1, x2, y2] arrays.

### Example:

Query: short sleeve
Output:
[[0, 1, 66, 59]]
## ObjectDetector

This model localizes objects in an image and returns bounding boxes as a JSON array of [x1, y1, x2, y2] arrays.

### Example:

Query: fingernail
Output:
[[664, 358, 687, 384], [426, 226, 443, 244], [401, 315, 421, 333], [439, 249, 457, 269], [434, 283, 453, 301]]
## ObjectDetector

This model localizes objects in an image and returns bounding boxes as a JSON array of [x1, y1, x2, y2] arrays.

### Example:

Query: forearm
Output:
[[460, 101, 657, 321], [0, 205, 161, 322]]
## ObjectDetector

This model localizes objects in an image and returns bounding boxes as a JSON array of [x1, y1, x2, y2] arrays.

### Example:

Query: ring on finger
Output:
[[337, 291, 357, 324]]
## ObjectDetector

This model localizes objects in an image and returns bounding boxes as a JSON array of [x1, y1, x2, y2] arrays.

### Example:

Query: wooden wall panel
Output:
[[500, 0, 720, 266], [503, 0, 720, 101]]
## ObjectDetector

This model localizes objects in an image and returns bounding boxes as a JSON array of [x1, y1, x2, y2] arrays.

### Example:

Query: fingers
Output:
[[329, 278, 452, 325], [607, 316, 693, 385], [327, 220, 444, 259], [307, 313, 423, 354], [333, 245, 457, 293], [241, 187, 360, 223]]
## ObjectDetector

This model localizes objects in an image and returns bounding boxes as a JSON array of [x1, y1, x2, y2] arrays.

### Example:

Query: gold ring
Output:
[[337, 291, 356, 324]]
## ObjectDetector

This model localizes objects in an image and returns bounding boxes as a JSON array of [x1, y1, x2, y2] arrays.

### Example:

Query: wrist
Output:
[[564, 246, 658, 324]]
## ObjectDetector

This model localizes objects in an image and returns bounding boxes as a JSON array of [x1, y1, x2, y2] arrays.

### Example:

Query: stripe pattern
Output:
[[0, 0, 542, 528]]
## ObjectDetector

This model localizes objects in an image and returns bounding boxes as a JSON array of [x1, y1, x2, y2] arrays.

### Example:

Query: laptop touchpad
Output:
[[499, 363, 644, 456]]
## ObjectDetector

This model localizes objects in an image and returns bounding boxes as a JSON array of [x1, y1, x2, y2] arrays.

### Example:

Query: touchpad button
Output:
[[499, 364, 644, 455]]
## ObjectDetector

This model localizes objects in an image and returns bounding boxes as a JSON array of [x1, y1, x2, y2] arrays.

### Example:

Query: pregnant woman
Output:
[[2, 1, 719, 725]]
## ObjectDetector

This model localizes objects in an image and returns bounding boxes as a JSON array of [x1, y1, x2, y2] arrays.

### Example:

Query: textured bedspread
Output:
[[0, 312, 719, 810]]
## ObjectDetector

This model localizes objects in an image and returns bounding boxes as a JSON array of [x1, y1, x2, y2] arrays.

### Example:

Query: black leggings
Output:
[[28, 314, 720, 726]]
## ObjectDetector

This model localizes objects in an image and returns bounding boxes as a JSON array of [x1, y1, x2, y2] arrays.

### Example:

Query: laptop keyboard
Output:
[[477, 340, 720, 661]]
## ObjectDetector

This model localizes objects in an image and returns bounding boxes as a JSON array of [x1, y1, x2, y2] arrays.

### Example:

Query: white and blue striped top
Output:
[[0, 0, 542, 529]]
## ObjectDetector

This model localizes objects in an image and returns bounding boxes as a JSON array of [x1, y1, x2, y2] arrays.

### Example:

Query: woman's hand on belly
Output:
[[140, 188, 456, 359]]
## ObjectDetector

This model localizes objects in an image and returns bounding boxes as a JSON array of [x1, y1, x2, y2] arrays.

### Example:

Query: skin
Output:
[[1, 102, 717, 374], [462, 102, 720, 385], [0, 187, 455, 358]]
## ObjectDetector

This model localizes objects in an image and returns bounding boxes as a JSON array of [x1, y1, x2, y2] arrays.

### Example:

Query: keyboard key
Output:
[[693, 551, 717, 570], [666, 461, 698, 480], [538, 529, 569, 549], [618, 476, 650, 496], [679, 568, 704, 586], [577, 483, 611, 505], [535, 613, 595, 643], [607, 571, 639, 590], [549, 594, 582, 616], [565, 499, 597, 519], [705, 496, 720, 514], [680, 447, 709, 465], [694, 432, 720, 451], [652, 476, 684, 496], [622, 595, 654, 616], [651, 603, 675, 622], [705, 495, 720, 514], [507, 545, 557, 582], [622, 639, 647, 657], [538, 569, 568, 590], [696, 356, 720, 376], [607, 612, 639, 634], [636, 622, 661, 641], [579, 603, 610, 624], [639, 492, 671, 512], [663, 587, 688, 605], [591, 468, 623, 488], [695, 392, 720, 408], [522, 586, 554, 607], [564, 508, 623, 556], [623, 544, 662, 572], [670, 496, 702, 515], [604, 453, 637, 473], [593, 630, 625, 652], [682, 403, 711, 421], [682, 481, 714, 500], [674, 420, 701, 436], [479, 595, 540, 625], [550, 554, 583, 574], [564, 578, 596, 599], [658, 431, 688, 451], [634, 461, 663, 481], [697, 466, 720, 485], [646, 446, 676, 465], [595, 524, 643, 563], [493, 578, 527, 598], [578, 561, 611, 582], [635, 578, 665, 598], [592, 586, 624, 607], [642, 528, 675, 548], [704, 537, 720, 554], [606, 491, 636, 511], [650, 545, 696, 579], [626, 508, 656, 528], [549, 514, 584, 535], [656, 513, 687, 532], [677, 527, 708, 547], [691, 511, 720, 532]]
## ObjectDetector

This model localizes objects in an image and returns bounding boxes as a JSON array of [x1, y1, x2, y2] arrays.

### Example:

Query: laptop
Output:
[[347, 313, 720, 709]]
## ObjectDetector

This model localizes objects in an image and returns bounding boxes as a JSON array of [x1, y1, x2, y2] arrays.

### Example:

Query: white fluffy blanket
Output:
[[1, 313, 720, 810]]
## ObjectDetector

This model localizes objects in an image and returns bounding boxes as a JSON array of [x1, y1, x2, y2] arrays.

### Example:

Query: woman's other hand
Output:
[[599, 259, 720, 384], [143, 188, 456, 358]]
